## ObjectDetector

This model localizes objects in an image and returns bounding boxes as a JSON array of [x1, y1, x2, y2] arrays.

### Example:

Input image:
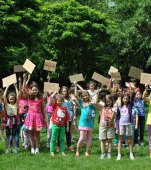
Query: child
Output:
[[134, 91, 145, 146], [99, 95, 115, 159], [116, 94, 135, 160], [75, 90, 98, 157], [3, 84, 20, 154], [59, 86, 74, 151], [50, 94, 70, 156], [24, 81, 46, 154]]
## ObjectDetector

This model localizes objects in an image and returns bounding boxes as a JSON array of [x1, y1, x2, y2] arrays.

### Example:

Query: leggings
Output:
[[77, 130, 92, 150]]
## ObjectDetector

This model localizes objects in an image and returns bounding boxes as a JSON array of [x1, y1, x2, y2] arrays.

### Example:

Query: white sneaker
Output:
[[116, 154, 121, 160], [130, 154, 135, 160], [35, 148, 39, 154], [108, 152, 111, 159], [31, 148, 35, 154], [12, 148, 17, 154], [5, 149, 9, 154], [140, 142, 144, 146], [100, 153, 105, 160]]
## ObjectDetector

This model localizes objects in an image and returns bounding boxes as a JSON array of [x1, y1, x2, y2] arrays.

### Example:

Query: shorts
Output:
[[119, 124, 133, 136], [99, 126, 115, 140], [6, 125, 17, 136]]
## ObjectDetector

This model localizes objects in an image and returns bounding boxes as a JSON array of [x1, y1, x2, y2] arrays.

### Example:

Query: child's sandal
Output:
[[61, 152, 66, 156]]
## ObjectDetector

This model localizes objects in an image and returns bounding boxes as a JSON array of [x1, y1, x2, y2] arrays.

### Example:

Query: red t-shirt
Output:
[[51, 103, 70, 127]]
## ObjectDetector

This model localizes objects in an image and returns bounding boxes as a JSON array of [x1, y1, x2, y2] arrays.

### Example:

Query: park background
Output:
[[1, 0, 151, 169]]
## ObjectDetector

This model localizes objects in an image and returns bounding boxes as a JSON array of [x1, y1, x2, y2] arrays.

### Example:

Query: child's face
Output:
[[117, 89, 123, 97], [30, 86, 38, 96], [61, 88, 68, 97], [56, 97, 64, 105], [136, 92, 141, 99], [22, 91, 27, 98], [106, 99, 112, 107], [82, 93, 89, 101], [89, 83, 95, 90], [9, 95, 16, 104], [123, 96, 129, 105]]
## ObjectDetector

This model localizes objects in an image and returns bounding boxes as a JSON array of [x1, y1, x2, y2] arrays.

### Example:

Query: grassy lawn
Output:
[[0, 114, 150, 170]]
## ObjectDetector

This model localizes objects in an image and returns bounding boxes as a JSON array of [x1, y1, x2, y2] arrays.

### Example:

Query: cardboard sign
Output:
[[108, 66, 118, 75], [128, 66, 143, 79], [140, 73, 151, 85], [69, 73, 84, 83], [23, 59, 35, 74], [44, 82, 60, 92], [92, 72, 110, 86], [2, 74, 17, 88], [14, 65, 25, 72], [43, 60, 57, 72], [111, 72, 121, 81]]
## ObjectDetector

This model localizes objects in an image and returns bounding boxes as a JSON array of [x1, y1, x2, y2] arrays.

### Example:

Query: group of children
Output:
[[0, 74, 151, 161]]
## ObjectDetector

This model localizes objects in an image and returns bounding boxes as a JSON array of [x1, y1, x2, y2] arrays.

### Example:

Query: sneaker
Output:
[[85, 152, 89, 157], [68, 146, 74, 152], [108, 152, 111, 159], [116, 154, 121, 161], [5, 149, 9, 154], [46, 143, 50, 148], [31, 148, 35, 154], [12, 148, 17, 154], [51, 152, 55, 157], [35, 148, 39, 154], [134, 144, 139, 147], [140, 142, 144, 146], [100, 153, 105, 160], [61, 152, 66, 156], [130, 154, 135, 160]]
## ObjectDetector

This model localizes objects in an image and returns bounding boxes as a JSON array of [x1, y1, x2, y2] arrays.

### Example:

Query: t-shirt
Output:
[[99, 108, 114, 128], [62, 99, 74, 121], [134, 99, 145, 116], [132, 107, 138, 125], [5, 103, 17, 116], [119, 106, 130, 125], [51, 103, 70, 127], [87, 90, 98, 101]]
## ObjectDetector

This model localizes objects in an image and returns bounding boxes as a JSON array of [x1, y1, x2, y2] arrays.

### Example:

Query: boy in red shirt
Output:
[[50, 94, 70, 156]]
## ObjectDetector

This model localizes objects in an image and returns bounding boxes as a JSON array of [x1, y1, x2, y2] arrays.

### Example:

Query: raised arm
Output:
[[3, 85, 10, 104]]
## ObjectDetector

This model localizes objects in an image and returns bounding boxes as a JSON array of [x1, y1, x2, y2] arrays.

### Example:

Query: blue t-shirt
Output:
[[78, 100, 96, 129], [62, 99, 74, 121], [134, 99, 145, 116], [132, 107, 138, 125]]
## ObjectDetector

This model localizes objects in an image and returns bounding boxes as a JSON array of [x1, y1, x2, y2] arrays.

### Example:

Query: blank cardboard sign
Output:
[[69, 73, 84, 83], [23, 59, 35, 74], [43, 60, 57, 72], [108, 66, 118, 75], [111, 72, 121, 81], [92, 72, 110, 86], [140, 73, 151, 85], [128, 66, 143, 79], [44, 82, 60, 92], [14, 65, 25, 73], [2, 74, 17, 88]]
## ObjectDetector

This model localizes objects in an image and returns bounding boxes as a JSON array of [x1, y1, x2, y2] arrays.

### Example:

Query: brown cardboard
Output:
[[14, 65, 25, 72], [44, 82, 60, 92], [2, 74, 17, 88], [43, 60, 57, 72], [23, 59, 35, 74], [128, 66, 143, 79], [111, 72, 121, 80], [140, 73, 151, 85], [92, 72, 110, 85], [69, 73, 84, 83], [108, 66, 118, 75]]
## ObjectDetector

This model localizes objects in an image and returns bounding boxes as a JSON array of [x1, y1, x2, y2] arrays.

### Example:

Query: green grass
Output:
[[0, 114, 151, 170]]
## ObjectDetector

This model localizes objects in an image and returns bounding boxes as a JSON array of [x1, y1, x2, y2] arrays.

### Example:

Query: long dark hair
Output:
[[28, 81, 42, 99]]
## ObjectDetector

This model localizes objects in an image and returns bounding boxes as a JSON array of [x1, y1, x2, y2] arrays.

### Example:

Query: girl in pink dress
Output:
[[24, 81, 46, 154]]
